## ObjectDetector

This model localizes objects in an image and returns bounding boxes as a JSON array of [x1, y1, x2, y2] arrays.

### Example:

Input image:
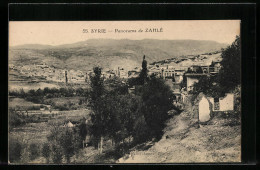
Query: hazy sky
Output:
[[9, 20, 240, 46]]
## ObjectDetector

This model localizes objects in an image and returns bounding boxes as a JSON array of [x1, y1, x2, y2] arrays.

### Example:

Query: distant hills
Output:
[[10, 39, 228, 71]]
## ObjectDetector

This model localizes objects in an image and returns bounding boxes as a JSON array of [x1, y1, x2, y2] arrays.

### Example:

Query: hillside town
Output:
[[9, 51, 222, 86], [9, 44, 242, 163]]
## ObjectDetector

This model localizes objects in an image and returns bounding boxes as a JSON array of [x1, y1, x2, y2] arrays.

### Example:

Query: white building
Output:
[[197, 93, 235, 123]]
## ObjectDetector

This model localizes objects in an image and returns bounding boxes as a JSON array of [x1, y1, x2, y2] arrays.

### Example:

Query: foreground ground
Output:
[[9, 97, 241, 164], [117, 110, 241, 163]]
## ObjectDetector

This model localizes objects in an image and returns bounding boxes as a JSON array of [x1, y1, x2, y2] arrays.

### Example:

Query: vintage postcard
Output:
[[8, 20, 241, 164]]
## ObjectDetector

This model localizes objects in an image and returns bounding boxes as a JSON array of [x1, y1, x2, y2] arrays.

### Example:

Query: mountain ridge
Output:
[[9, 39, 228, 71], [11, 39, 228, 49]]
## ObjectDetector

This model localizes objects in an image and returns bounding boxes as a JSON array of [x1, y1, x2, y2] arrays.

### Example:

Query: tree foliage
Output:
[[42, 143, 51, 163], [218, 35, 241, 91], [59, 127, 81, 163], [192, 36, 241, 98], [87, 58, 177, 155], [141, 76, 174, 139], [47, 124, 81, 163], [29, 143, 40, 160], [9, 109, 26, 129], [9, 138, 24, 162], [138, 55, 149, 85], [89, 67, 109, 153]]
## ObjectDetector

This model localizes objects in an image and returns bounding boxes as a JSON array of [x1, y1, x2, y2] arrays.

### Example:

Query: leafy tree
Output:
[[192, 36, 241, 98], [47, 124, 81, 163], [138, 55, 149, 85], [192, 75, 226, 103], [218, 35, 241, 92], [51, 143, 63, 164], [9, 139, 24, 162], [29, 143, 40, 160], [9, 109, 26, 129], [141, 76, 174, 139], [42, 143, 51, 163], [89, 67, 107, 153], [78, 118, 88, 142], [133, 115, 149, 143], [59, 127, 81, 163], [111, 94, 142, 145]]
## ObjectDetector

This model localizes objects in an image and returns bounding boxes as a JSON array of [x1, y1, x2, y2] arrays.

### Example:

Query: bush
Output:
[[53, 104, 69, 111], [9, 139, 24, 163], [42, 143, 51, 163], [9, 110, 26, 129], [141, 77, 174, 139], [51, 143, 63, 164], [133, 116, 150, 144], [59, 127, 81, 163], [29, 143, 40, 160], [47, 124, 81, 163]]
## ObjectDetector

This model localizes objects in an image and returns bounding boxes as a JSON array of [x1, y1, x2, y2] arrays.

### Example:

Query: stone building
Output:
[[194, 93, 235, 124]]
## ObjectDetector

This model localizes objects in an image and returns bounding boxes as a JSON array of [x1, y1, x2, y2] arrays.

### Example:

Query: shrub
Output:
[[59, 127, 81, 163], [133, 115, 150, 144], [9, 110, 26, 129], [42, 143, 51, 163], [29, 143, 40, 160], [141, 77, 174, 139], [51, 143, 63, 164], [47, 124, 81, 163], [9, 139, 24, 163]]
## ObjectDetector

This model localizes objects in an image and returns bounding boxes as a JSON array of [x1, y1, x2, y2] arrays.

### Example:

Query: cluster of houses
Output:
[[10, 63, 86, 84]]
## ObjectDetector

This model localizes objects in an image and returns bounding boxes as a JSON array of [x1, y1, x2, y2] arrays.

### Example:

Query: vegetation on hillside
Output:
[[87, 54, 176, 157]]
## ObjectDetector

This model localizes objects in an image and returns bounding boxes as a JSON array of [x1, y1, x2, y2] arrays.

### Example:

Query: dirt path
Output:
[[118, 111, 241, 163]]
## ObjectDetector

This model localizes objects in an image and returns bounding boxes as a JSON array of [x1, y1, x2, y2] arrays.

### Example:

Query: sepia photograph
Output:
[[8, 20, 241, 164]]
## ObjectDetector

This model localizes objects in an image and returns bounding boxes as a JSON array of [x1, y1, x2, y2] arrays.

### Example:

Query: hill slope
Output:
[[10, 39, 228, 71], [118, 102, 241, 163]]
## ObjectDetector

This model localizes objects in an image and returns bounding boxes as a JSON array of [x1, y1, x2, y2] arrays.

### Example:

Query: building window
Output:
[[214, 98, 220, 110]]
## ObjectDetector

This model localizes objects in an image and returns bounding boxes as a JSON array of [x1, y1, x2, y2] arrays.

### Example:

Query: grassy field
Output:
[[9, 108, 91, 142], [9, 108, 91, 164], [9, 98, 42, 110]]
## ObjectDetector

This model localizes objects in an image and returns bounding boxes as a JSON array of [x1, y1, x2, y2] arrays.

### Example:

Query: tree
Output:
[[192, 75, 226, 102], [65, 71, 68, 84], [51, 143, 63, 164], [29, 143, 40, 160], [47, 124, 81, 163], [78, 118, 88, 142], [141, 76, 174, 139], [42, 143, 51, 163], [138, 55, 149, 85], [9, 109, 26, 129], [133, 115, 149, 143], [89, 67, 107, 154], [218, 35, 241, 92], [9, 139, 24, 163], [112, 94, 142, 145], [192, 36, 241, 99], [59, 127, 81, 163]]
